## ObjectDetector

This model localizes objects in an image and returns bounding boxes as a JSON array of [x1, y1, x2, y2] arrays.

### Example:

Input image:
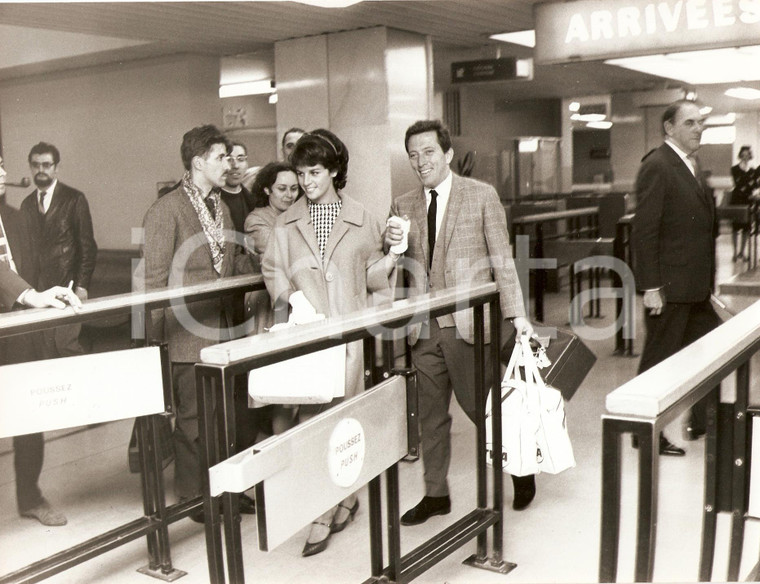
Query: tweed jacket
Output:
[[632, 143, 716, 303], [19, 182, 97, 291], [390, 172, 525, 344], [137, 186, 253, 362], [261, 194, 391, 397]]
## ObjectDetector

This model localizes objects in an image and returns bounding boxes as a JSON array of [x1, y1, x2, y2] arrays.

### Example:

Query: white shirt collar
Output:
[[39, 179, 57, 196], [665, 139, 697, 175], [425, 170, 452, 202]]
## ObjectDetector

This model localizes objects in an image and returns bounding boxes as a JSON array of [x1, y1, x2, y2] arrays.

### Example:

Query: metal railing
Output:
[[599, 299, 760, 582], [195, 283, 511, 584], [512, 206, 599, 322], [0, 274, 263, 584]]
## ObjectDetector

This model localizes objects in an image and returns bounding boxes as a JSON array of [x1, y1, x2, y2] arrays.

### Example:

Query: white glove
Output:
[[288, 290, 323, 325], [386, 215, 411, 255]]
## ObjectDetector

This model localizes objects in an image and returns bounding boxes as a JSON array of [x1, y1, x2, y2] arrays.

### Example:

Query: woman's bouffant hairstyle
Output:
[[251, 161, 300, 208], [289, 129, 349, 191]]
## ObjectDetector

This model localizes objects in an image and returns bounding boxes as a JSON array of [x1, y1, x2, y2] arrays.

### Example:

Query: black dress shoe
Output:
[[239, 493, 256, 515], [631, 433, 685, 456], [331, 499, 359, 533], [400, 496, 451, 526], [511, 474, 536, 511], [302, 520, 333, 557]]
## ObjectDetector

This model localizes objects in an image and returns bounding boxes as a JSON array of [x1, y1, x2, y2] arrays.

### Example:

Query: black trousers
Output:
[[639, 297, 722, 430]]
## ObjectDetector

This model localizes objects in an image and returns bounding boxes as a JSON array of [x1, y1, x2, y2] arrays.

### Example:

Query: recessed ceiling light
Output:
[[490, 30, 536, 48], [606, 45, 760, 85], [704, 112, 736, 125], [219, 80, 274, 98], [569, 101, 580, 112], [725, 87, 760, 100], [587, 121, 612, 130]]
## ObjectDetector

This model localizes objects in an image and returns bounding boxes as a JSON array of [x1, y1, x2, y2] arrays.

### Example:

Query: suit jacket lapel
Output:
[[178, 192, 215, 265], [323, 196, 362, 266], [664, 145, 712, 214], [41, 184, 60, 236], [441, 174, 463, 257], [290, 199, 323, 267], [411, 189, 429, 268]]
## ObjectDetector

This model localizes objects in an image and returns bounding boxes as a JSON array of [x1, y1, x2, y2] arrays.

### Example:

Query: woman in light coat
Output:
[[262, 129, 397, 557]]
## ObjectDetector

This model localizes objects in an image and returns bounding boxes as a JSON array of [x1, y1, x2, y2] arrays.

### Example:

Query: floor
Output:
[[1, 225, 759, 584]]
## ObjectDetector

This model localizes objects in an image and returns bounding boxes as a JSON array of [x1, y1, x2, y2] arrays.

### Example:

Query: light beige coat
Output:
[[262, 194, 391, 398]]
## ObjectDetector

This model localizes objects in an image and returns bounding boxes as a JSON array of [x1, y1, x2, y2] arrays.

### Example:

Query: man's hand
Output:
[[23, 286, 83, 310], [512, 316, 534, 338], [643, 289, 664, 316]]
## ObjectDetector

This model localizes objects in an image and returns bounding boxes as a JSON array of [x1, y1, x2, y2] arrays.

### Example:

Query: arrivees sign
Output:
[[535, 0, 760, 64]]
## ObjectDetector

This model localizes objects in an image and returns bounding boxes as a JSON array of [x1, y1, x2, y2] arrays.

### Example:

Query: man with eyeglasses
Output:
[[219, 142, 266, 514], [19, 141, 96, 358], [220, 142, 256, 234]]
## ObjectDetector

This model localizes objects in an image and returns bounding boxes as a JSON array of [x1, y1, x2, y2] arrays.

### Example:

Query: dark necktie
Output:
[[427, 189, 438, 268], [38, 190, 47, 214], [205, 195, 216, 220]]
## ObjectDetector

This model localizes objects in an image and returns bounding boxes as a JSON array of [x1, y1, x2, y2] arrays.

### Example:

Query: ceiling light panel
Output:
[[606, 45, 760, 85]]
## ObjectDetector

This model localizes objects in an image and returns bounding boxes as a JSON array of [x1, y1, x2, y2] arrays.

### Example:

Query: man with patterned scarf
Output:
[[137, 124, 253, 521]]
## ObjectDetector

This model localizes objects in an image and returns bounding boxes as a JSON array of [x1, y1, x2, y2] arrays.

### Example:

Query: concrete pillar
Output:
[[275, 26, 431, 220]]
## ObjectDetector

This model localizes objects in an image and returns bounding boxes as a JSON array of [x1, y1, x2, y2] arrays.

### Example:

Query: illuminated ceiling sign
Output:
[[535, 0, 760, 64]]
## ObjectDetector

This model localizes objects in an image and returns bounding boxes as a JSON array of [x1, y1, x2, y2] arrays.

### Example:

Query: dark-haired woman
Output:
[[243, 162, 301, 434], [262, 129, 397, 557], [729, 146, 757, 261]]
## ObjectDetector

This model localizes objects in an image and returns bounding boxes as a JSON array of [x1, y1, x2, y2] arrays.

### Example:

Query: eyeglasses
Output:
[[228, 155, 248, 164], [30, 162, 55, 170]]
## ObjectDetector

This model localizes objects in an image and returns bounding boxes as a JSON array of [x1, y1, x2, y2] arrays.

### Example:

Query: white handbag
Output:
[[522, 337, 576, 474], [485, 337, 541, 477], [485, 336, 575, 476]]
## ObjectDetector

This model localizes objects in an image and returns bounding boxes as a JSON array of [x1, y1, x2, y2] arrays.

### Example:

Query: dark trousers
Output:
[[1, 332, 47, 512], [172, 362, 201, 500], [14, 432, 44, 511], [639, 298, 722, 430], [413, 320, 491, 498]]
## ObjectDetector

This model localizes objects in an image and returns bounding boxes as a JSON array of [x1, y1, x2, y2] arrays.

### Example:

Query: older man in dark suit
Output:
[[137, 125, 252, 520], [632, 99, 721, 455], [385, 120, 535, 524]]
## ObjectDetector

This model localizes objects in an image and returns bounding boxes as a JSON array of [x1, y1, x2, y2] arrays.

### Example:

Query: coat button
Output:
[[325, 272, 334, 282]]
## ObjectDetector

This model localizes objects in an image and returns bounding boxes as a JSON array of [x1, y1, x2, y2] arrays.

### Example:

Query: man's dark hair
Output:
[[739, 145, 752, 157], [290, 129, 349, 191], [180, 125, 230, 171], [229, 141, 247, 155], [281, 127, 306, 149], [28, 142, 61, 165], [661, 100, 698, 135], [404, 120, 452, 153]]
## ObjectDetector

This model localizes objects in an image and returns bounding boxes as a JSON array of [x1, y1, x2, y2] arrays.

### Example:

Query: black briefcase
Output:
[[500, 328, 596, 401]]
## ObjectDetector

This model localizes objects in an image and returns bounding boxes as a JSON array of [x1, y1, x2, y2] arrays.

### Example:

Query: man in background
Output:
[[19, 142, 97, 357], [220, 142, 256, 233], [281, 127, 305, 161], [137, 125, 252, 521], [631, 99, 720, 455], [220, 141, 264, 514]]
